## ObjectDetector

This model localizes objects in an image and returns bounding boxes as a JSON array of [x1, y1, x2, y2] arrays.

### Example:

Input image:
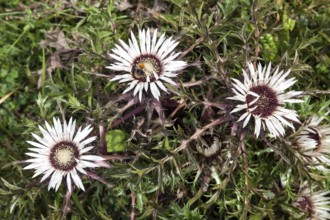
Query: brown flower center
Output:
[[49, 141, 80, 171], [246, 85, 278, 118]]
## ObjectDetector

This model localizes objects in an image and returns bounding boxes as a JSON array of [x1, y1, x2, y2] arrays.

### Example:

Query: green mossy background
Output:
[[1, 0, 330, 219]]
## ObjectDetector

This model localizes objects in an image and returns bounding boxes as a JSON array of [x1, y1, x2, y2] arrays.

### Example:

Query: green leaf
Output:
[[136, 192, 144, 212], [72, 194, 88, 217], [106, 129, 128, 152], [1, 178, 21, 191]]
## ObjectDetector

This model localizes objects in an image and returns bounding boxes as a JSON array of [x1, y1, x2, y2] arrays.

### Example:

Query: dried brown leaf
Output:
[[115, 0, 133, 11], [39, 29, 68, 50], [34, 49, 82, 88]]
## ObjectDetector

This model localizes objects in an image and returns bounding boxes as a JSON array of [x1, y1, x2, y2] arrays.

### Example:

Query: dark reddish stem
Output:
[[251, 1, 260, 66], [130, 192, 136, 220], [240, 131, 249, 217], [110, 106, 145, 129], [86, 171, 113, 188], [172, 114, 234, 154], [61, 187, 73, 218], [99, 124, 107, 154]]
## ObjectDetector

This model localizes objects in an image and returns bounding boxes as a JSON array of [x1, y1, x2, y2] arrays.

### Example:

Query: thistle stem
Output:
[[110, 105, 145, 129], [172, 114, 233, 154], [130, 192, 136, 220], [61, 187, 73, 218], [251, 0, 260, 66], [240, 131, 249, 218]]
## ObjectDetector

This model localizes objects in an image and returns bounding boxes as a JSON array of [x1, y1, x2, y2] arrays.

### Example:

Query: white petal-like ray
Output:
[[163, 52, 181, 63], [24, 162, 45, 170], [151, 29, 158, 53], [130, 31, 141, 55], [119, 77, 134, 83], [76, 164, 88, 174], [150, 82, 160, 100], [139, 29, 146, 54], [254, 117, 262, 137], [40, 169, 54, 182], [243, 112, 252, 128], [155, 80, 168, 93], [74, 126, 92, 143], [48, 170, 62, 191], [80, 155, 104, 161], [160, 76, 177, 85], [154, 33, 166, 54], [26, 141, 48, 149], [138, 83, 144, 102], [146, 28, 151, 53], [110, 74, 132, 81], [71, 169, 85, 191], [31, 133, 49, 148], [67, 173, 72, 192], [110, 53, 131, 67], [119, 39, 133, 57], [79, 136, 97, 148], [123, 80, 138, 94], [80, 146, 94, 154]]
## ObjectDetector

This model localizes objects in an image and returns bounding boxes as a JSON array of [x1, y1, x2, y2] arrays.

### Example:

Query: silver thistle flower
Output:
[[293, 115, 330, 173], [229, 62, 302, 137], [24, 118, 104, 192], [108, 28, 187, 102], [293, 186, 330, 220]]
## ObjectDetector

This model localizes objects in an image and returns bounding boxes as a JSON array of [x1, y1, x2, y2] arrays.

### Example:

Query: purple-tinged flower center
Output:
[[297, 196, 315, 217], [131, 54, 162, 82], [246, 85, 278, 118], [307, 127, 322, 150], [49, 141, 80, 171]]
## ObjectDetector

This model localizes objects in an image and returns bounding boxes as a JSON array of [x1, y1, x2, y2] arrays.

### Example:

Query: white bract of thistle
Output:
[[107, 28, 187, 102], [196, 135, 222, 158], [24, 118, 104, 192], [293, 186, 330, 220], [294, 115, 330, 172], [228, 62, 302, 138]]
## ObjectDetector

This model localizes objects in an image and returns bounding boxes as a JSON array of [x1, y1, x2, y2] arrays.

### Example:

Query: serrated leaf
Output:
[[1, 178, 21, 191], [72, 194, 88, 217]]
